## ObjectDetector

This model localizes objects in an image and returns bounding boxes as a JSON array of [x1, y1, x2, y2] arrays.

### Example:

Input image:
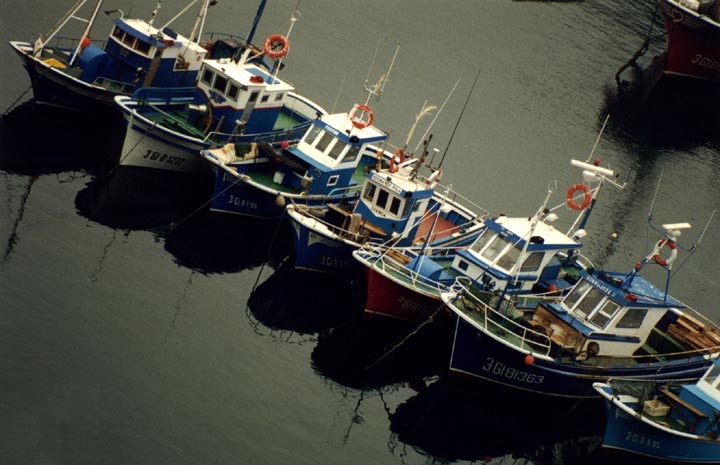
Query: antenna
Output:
[[413, 77, 461, 154], [439, 68, 480, 169], [362, 43, 400, 105]]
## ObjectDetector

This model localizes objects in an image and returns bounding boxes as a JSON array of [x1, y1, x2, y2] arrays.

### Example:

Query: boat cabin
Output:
[[192, 59, 297, 135], [671, 359, 720, 434], [77, 18, 207, 90], [349, 168, 435, 244], [270, 112, 386, 196], [535, 269, 688, 358], [450, 215, 583, 294]]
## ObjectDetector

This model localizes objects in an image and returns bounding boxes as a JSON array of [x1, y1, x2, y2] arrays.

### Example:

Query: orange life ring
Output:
[[566, 184, 592, 211], [350, 103, 374, 129], [652, 239, 677, 267], [389, 148, 405, 173], [264, 34, 289, 59]]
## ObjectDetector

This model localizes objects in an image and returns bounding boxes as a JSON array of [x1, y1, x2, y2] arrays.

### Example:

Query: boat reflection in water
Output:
[[389, 377, 606, 464], [1, 101, 123, 175], [163, 213, 291, 275], [75, 166, 214, 231], [247, 258, 365, 334]]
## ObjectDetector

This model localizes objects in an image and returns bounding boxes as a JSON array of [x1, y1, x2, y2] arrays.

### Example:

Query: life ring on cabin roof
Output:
[[264, 34, 289, 59], [350, 104, 374, 130], [389, 148, 405, 173], [651, 239, 678, 267], [566, 183, 592, 211]]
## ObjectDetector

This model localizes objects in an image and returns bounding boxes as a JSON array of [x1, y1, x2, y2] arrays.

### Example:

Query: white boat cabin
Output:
[[539, 270, 686, 358], [451, 215, 583, 293]]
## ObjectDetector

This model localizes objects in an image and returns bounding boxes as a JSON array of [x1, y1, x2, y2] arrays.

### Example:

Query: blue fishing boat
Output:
[[594, 357, 720, 463], [200, 104, 387, 218], [285, 105, 489, 275], [199, 48, 408, 218], [353, 158, 619, 322], [114, 8, 322, 174], [442, 217, 720, 398], [9, 0, 260, 114]]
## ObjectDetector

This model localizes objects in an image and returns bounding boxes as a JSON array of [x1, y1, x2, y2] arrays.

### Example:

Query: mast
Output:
[[68, 0, 104, 67], [246, 0, 267, 45]]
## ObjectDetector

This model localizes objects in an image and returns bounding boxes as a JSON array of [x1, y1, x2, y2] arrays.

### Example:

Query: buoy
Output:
[[81, 36, 91, 48], [547, 284, 558, 293], [275, 195, 285, 207], [280, 140, 289, 149], [524, 354, 535, 365]]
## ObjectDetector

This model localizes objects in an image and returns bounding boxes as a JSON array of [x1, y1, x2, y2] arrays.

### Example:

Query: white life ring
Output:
[[426, 169, 442, 189], [650, 239, 677, 267]]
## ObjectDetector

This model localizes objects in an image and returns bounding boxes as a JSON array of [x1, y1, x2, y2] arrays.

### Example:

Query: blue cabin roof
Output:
[[582, 270, 684, 309]]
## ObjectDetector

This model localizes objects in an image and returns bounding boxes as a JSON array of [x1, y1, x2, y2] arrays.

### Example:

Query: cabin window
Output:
[[123, 33, 135, 47], [304, 125, 323, 145], [342, 145, 360, 163], [227, 84, 239, 100], [315, 132, 335, 153], [458, 260, 469, 271], [249, 91, 260, 103], [471, 230, 494, 253], [328, 140, 347, 160], [202, 69, 214, 85], [261, 94, 270, 103], [275, 93, 284, 101], [136, 41, 151, 54], [213, 75, 228, 93], [703, 363, 720, 387], [327, 175, 339, 187], [520, 252, 543, 272], [497, 244, 521, 271], [402, 199, 415, 218], [564, 280, 590, 308], [376, 189, 389, 209], [482, 236, 511, 263], [112, 27, 124, 40], [574, 288, 605, 317], [363, 183, 376, 202], [616, 308, 647, 329], [389, 197, 402, 216], [589, 300, 621, 329]]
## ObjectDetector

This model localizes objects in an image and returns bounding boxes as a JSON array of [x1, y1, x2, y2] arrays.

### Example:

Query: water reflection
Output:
[[76, 166, 213, 231], [605, 53, 720, 148], [311, 316, 452, 390], [164, 213, 291, 274], [247, 258, 364, 334], [389, 377, 605, 464], [0, 100, 122, 175]]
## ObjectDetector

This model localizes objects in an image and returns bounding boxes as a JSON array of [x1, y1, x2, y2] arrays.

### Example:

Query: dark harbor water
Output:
[[2, 1, 720, 464]]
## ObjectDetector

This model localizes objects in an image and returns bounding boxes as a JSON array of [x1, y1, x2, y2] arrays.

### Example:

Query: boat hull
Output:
[[10, 42, 121, 113], [208, 166, 335, 219], [288, 211, 358, 275], [118, 106, 209, 174], [602, 396, 720, 463], [660, 1, 720, 81], [449, 313, 714, 398], [364, 264, 445, 322]]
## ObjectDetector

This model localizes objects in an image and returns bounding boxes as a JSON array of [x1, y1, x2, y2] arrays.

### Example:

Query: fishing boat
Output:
[[115, 9, 323, 175], [441, 215, 720, 398], [353, 158, 620, 322], [594, 358, 720, 462], [199, 48, 409, 219], [659, 0, 720, 82], [9, 0, 263, 113], [200, 103, 388, 219], [284, 103, 489, 276]]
